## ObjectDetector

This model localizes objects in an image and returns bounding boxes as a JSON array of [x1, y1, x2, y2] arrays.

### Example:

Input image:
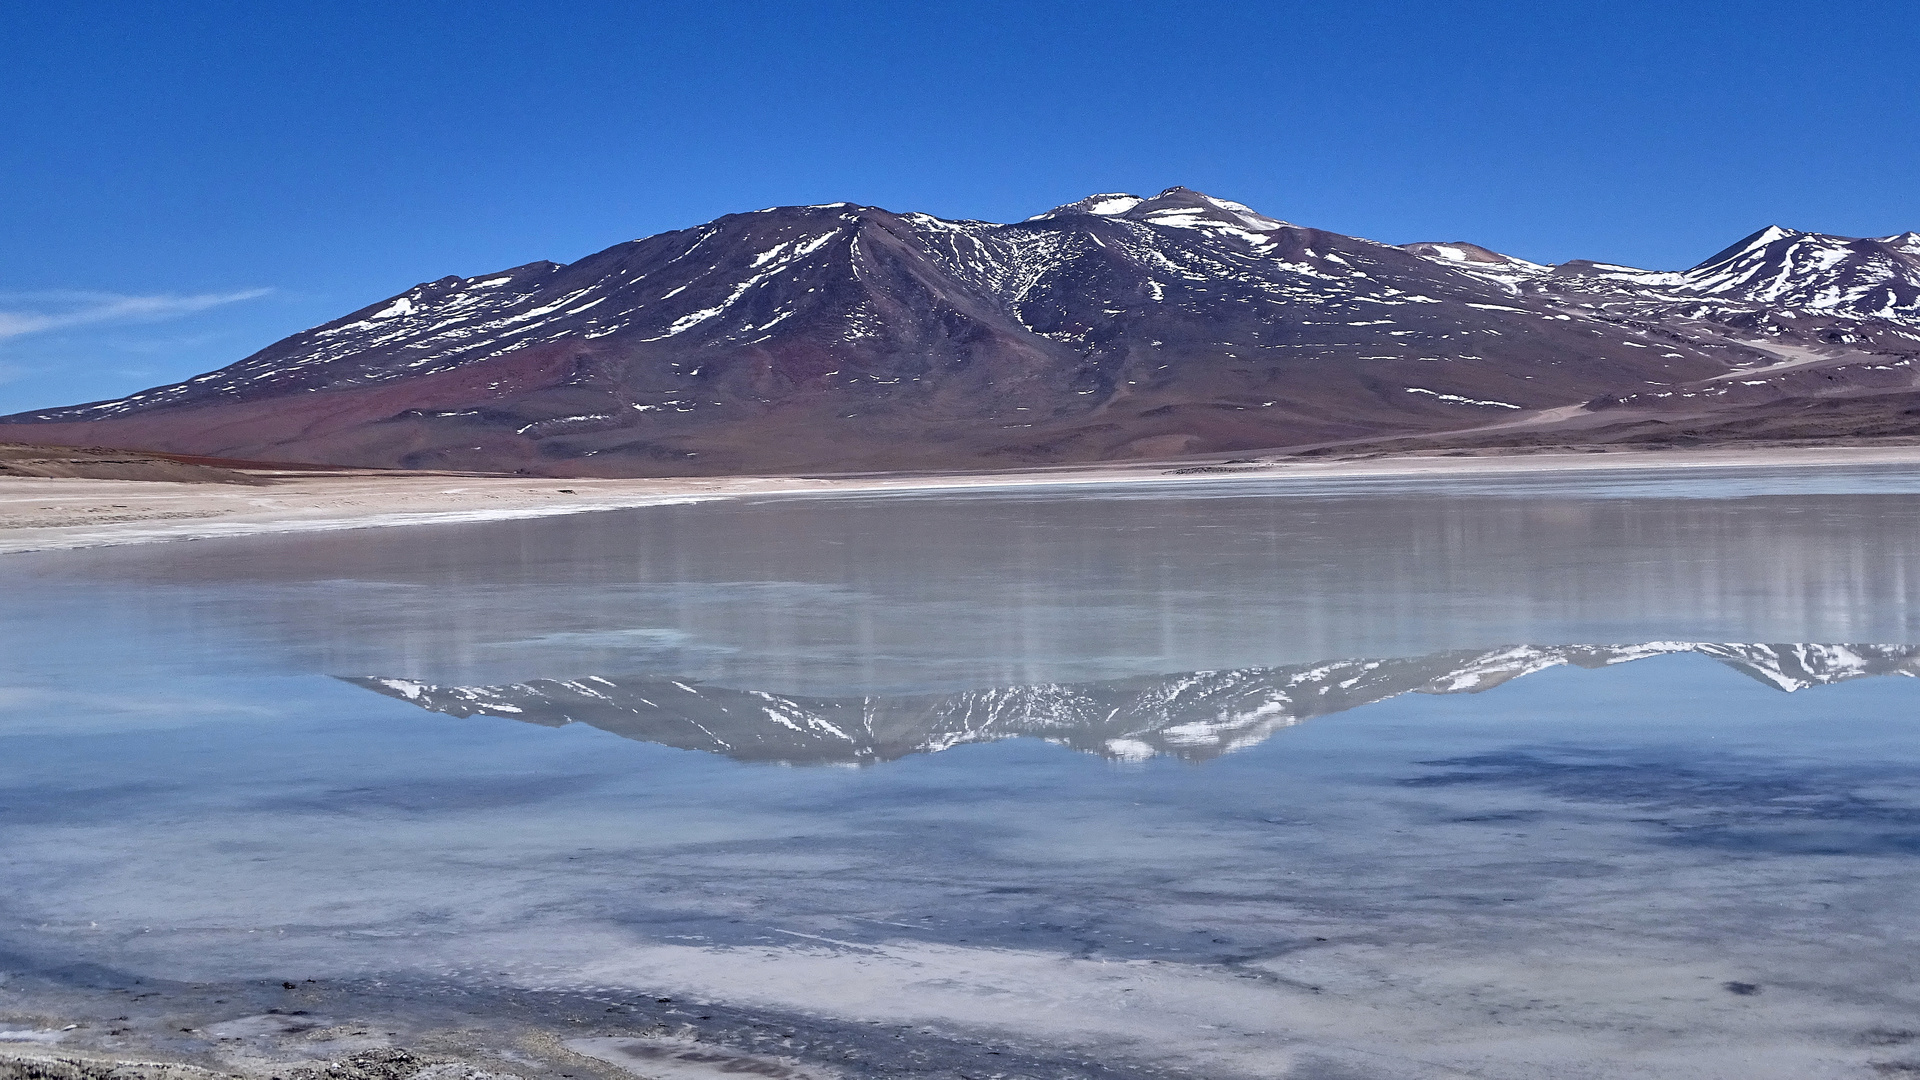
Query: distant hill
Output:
[[6, 188, 1917, 475], [0, 442, 268, 483]]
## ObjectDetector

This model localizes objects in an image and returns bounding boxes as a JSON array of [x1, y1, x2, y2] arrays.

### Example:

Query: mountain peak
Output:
[[1692, 224, 1803, 270], [1033, 187, 1288, 233], [1131, 187, 1290, 231], [1036, 192, 1145, 218], [1401, 241, 1547, 271], [1882, 231, 1920, 254]]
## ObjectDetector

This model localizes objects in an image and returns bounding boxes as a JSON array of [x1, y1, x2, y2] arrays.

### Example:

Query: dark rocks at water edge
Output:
[[5, 190, 1917, 475]]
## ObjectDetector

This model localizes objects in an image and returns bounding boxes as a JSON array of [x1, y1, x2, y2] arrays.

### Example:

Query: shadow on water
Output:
[[1404, 748, 1920, 856]]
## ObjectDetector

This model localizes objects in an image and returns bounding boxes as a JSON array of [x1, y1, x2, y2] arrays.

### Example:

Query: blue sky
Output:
[[1, 0, 1915, 414]]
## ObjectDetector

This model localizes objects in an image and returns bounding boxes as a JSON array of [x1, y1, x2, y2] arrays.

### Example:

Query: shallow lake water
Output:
[[6, 464, 1920, 1079]]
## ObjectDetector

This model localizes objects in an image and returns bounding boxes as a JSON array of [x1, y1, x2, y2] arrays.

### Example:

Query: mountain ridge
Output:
[[6, 188, 1917, 475]]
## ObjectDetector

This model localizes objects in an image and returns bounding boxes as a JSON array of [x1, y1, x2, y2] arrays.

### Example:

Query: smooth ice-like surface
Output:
[[7, 464, 1920, 1077]]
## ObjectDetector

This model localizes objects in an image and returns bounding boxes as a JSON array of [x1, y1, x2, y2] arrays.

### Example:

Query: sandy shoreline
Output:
[[5, 443, 1920, 555]]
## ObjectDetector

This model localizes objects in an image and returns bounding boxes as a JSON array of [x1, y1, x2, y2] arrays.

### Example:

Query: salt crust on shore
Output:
[[6, 445, 1920, 555]]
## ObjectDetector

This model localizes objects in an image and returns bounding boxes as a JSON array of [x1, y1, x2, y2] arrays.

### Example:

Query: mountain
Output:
[[1391, 225, 1920, 450], [6, 190, 1918, 475], [1414, 225, 1920, 336], [342, 642, 1920, 766]]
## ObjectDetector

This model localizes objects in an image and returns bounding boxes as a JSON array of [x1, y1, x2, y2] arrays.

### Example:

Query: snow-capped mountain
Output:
[[1683, 227, 1920, 321], [14, 187, 1908, 474], [9, 191, 1917, 473], [343, 642, 1920, 766], [1416, 224, 1920, 340], [1392, 225, 1920, 448]]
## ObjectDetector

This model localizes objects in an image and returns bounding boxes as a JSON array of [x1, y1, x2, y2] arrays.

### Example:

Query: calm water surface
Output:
[[5, 464, 1920, 1080]]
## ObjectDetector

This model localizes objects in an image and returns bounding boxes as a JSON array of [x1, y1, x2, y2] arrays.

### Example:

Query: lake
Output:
[[5, 464, 1920, 1079]]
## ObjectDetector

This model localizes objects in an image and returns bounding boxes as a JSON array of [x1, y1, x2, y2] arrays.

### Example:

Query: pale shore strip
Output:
[[5, 443, 1920, 555]]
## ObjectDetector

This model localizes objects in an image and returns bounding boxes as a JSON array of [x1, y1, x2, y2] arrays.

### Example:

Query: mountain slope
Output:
[[6, 189, 1916, 475], [1394, 225, 1920, 449]]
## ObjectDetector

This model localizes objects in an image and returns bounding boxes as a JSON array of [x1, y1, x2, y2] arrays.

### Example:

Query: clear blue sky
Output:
[[2, 0, 1915, 414]]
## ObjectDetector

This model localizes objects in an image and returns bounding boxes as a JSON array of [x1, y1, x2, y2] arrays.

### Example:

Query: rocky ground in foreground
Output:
[[1, 1047, 504, 1080], [0, 965, 1178, 1080]]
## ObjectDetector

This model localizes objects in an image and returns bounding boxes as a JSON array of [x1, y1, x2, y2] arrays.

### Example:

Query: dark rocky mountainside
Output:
[[7, 189, 1918, 474]]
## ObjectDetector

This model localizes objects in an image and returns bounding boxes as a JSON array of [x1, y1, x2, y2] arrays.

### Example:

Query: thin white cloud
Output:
[[0, 288, 271, 341]]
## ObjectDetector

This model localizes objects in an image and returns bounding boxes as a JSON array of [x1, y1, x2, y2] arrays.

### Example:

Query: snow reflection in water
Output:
[[348, 642, 1920, 765]]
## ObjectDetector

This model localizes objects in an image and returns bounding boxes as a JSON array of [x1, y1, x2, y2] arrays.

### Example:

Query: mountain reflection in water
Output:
[[344, 643, 1920, 766]]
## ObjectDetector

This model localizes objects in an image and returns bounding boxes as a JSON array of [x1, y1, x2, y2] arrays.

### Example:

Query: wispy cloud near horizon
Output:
[[0, 289, 271, 341]]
